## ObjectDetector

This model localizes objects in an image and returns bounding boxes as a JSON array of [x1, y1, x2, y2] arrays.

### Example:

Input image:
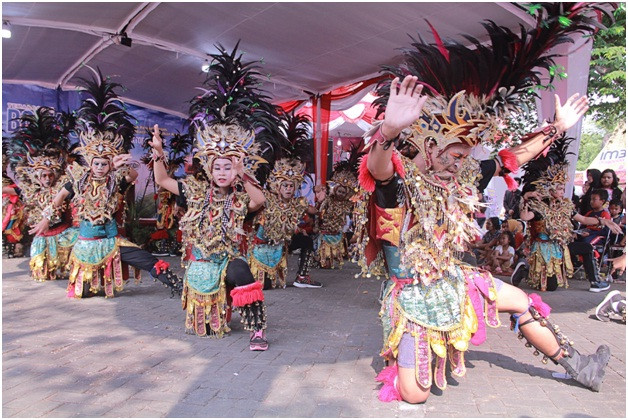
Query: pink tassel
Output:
[[230, 282, 264, 307], [529, 293, 552, 318], [375, 365, 402, 402]]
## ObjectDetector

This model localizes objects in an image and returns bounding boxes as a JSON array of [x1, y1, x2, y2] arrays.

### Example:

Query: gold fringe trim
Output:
[[248, 252, 288, 288], [318, 239, 345, 268], [182, 265, 230, 337]]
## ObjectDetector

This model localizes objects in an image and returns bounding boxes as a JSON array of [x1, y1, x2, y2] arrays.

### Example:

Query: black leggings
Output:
[[568, 241, 599, 284], [225, 258, 256, 287], [120, 246, 158, 272], [288, 233, 314, 253]]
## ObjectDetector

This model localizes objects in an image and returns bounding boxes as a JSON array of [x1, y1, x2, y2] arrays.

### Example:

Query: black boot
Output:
[[513, 304, 611, 392], [150, 266, 183, 297], [557, 345, 611, 392]]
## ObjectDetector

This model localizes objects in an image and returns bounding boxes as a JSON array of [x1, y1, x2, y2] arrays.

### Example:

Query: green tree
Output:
[[576, 131, 604, 171], [588, 4, 626, 131]]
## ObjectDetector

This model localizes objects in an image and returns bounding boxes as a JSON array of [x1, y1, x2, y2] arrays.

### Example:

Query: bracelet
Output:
[[596, 216, 602, 226], [540, 124, 559, 143], [153, 154, 166, 162], [371, 125, 397, 151]]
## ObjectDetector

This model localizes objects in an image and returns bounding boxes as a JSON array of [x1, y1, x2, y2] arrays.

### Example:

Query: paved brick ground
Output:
[[2, 254, 626, 418]]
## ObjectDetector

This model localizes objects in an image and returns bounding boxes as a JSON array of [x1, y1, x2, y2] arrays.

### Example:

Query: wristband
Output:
[[371, 125, 397, 151], [540, 124, 559, 143]]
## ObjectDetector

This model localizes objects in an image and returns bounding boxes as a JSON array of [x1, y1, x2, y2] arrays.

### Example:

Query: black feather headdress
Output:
[[74, 66, 136, 160], [372, 3, 614, 150], [187, 41, 287, 182], [330, 143, 365, 189], [521, 133, 574, 196], [5, 106, 73, 172]]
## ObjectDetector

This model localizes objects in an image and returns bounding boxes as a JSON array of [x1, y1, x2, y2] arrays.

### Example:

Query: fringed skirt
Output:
[[67, 236, 140, 298], [248, 243, 287, 288], [528, 236, 572, 291], [317, 233, 344, 268], [30, 226, 78, 281], [182, 255, 231, 337], [380, 266, 500, 391]]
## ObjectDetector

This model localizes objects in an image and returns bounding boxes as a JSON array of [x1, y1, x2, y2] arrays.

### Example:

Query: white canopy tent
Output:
[[2, 2, 605, 190]]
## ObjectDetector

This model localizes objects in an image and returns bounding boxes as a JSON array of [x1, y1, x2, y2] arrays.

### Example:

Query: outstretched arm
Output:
[[367, 75, 428, 181], [490, 93, 589, 177], [149, 124, 179, 195]]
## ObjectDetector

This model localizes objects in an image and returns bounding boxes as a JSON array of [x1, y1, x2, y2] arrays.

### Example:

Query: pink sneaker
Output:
[[249, 329, 268, 351]]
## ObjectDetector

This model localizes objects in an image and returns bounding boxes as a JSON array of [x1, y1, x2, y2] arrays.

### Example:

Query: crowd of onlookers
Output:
[[471, 168, 625, 284]]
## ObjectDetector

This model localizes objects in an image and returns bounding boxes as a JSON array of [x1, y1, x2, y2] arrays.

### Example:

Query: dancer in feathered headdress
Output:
[[2, 148, 26, 257], [519, 135, 576, 291], [3, 106, 79, 280], [249, 111, 321, 289], [518, 134, 619, 293], [150, 42, 285, 350], [317, 144, 363, 269], [353, 3, 616, 402], [29, 67, 182, 298]]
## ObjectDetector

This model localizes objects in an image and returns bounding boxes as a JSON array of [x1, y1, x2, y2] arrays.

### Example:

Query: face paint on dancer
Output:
[[38, 169, 56, 188], [550, 184, 565, 200], [419, 143, 471, 180], [91, 158, 111, 178], [212, 157, 237, 188], [279, 181, 296, 200]]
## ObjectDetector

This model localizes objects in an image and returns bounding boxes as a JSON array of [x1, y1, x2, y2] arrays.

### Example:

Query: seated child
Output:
[[486, 231, 515, 275]]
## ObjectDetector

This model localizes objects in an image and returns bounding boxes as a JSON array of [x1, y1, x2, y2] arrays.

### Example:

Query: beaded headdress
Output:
[[372, 3, 612, 156], [188, 42, 286, 184], [5, 106, 73, 173], [267, 111, 312, 191], [329, 144, 363, 191], [522, 134, 573, 197], [74, 66, 136, 164]]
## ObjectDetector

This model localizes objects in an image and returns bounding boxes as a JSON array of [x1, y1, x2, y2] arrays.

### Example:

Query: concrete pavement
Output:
[[2, 254, 626, 418]]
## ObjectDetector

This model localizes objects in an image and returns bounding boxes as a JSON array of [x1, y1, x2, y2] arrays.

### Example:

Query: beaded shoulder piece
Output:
[[67, 162, 129, 225], [318, 196, 354, 233], [179, 175, 250, 258], [15, 173, 70, 226], [527, 197, 575, 246], [258, 194, 308, 244]]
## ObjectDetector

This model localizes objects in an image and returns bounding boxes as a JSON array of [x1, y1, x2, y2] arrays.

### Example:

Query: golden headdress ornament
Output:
[[188, 42, 286, 184], [74, 66, 136, 164], [267, 158, 306, 192], [372, 4, 613, 154]]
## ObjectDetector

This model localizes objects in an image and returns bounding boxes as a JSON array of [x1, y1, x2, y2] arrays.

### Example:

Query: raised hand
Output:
[[554, 93, 589, 133], [382, 75, 428, 139], [148, 124, 164, 155], [112, 154, 131, 169]]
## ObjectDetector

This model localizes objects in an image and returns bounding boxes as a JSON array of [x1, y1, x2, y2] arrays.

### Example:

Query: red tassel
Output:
[[503, 174, 518, 191], [358, 153, 406, 193], [230, 282, 264, 307], [358, 156, 375, 192], [154, 260, 170, 275], [150, 229, 170, 240], [497, 149, 519, 173]]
